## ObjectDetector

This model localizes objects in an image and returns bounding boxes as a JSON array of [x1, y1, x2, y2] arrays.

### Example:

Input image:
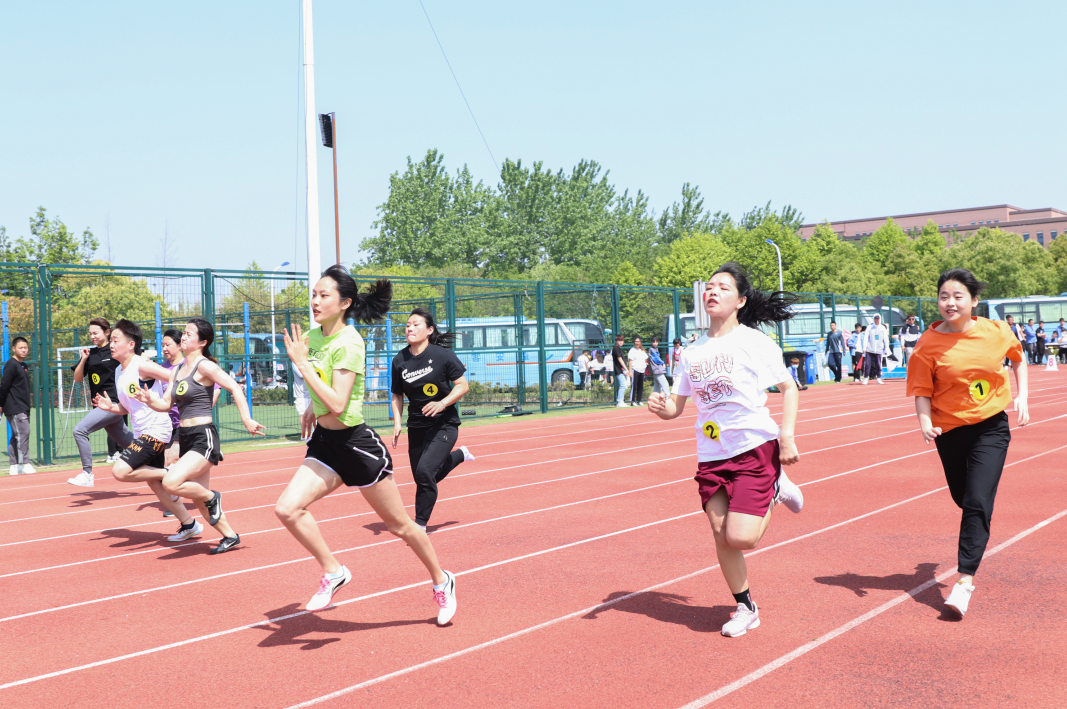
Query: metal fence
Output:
[[0, 262, 935, 464]]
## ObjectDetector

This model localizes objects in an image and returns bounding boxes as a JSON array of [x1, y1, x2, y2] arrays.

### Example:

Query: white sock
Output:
[[433, 576, 449, 591], [325, 566, 346, 580]]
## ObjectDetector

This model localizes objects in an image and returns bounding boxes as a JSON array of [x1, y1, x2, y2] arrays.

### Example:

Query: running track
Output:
[[1, 371, 1064, 708]]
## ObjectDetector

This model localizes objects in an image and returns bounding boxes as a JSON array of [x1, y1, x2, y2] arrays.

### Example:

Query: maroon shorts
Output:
[[695, 439, 781, 517]]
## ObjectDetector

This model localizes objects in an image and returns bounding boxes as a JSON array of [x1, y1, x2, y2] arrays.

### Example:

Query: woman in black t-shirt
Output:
[[391, 308, 474, 531]]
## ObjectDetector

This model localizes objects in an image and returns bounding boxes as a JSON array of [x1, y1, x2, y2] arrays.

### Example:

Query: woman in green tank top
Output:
[[275, 265, 457, 624]]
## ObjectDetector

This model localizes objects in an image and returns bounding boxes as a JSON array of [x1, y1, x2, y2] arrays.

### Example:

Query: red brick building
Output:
[[799, 204, 1067, 248]]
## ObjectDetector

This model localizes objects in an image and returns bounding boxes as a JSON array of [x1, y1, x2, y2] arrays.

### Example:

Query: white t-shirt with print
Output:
[[627, 348, 648, 372], [672, 325, 789, 462], [116, 358, 173, 443]]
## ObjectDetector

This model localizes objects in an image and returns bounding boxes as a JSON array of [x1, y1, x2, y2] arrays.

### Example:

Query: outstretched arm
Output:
[[201, 360, 267, 436]]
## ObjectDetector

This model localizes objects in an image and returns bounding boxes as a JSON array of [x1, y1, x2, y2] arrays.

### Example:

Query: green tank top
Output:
[[306, 325, 366, 427]]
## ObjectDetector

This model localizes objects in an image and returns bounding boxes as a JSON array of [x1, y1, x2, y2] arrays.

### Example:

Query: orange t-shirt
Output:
[[905, 317, 1023, 431]]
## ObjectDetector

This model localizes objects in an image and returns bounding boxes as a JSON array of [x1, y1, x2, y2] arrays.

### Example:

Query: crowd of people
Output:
[[0, 261, 1043, 633]]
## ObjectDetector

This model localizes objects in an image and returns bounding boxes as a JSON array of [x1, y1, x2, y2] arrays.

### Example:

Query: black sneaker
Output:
[[209, 534, 240, 555], [163, 509, 174, 518], [205, 490, 223, 526]]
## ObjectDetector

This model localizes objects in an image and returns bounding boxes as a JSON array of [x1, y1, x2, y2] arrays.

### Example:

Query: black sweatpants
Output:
[[407, 421, 464, 526], [864, 352, 882, 380], [630, 372, 645, 404], [933, 411, 1010, 576]]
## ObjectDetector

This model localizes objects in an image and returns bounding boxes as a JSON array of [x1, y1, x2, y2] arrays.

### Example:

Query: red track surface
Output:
[[1, 371, 1065, 708]]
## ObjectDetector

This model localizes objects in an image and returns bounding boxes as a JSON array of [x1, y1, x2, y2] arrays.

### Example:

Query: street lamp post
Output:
[[271, 261, 291, 386], [765, 239, 784, 347]]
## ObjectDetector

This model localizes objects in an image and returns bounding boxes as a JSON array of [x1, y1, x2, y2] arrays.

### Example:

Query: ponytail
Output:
[[410, 307, 456, 349], [321, 265, 392, 323], [186, 317, 218, 363], [711, 262, 796, 329]]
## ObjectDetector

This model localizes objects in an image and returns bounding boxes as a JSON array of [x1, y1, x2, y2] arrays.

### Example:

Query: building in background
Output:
[[800, 205, 1067, 248]]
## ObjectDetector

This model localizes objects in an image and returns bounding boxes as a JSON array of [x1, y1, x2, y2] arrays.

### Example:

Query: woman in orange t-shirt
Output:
[[906, 268, 1028, 619]]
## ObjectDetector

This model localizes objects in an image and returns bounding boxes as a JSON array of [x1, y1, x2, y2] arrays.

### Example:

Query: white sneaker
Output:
[[307, 566, 353, 612], [876, 379, 885, 385], [104, 454, 117, 464], [21, 463, 35, 474], [166, 520, 203, 542], [722, 602, 760, 637], [774, 470, 804, 513], [616, 403, 629, 408], [67, 471, 94, 487], [8, 465, 18, 476], [434, 570, 457, 625], [418, 524, 427, 533], [459, 445, 475, 462], [944, 579, 975, 617]]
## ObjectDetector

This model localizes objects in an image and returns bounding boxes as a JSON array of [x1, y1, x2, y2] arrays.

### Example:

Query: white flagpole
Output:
[[303, 0, 321, 324]]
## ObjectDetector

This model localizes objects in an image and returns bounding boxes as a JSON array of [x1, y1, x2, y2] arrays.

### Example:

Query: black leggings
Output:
[[934, 411, 1010, 576], [630, 372, 645, 404], [407, 421, 464, 526]]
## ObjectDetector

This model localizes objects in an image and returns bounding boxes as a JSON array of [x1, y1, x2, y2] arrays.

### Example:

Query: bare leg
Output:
[[275, 461, 346, 574], [112, 460, 193, 525], [147, 479, 193, 525], [705, 489, 774, 594], [360, 475, 447, 586], [163, 454, 236, 537]]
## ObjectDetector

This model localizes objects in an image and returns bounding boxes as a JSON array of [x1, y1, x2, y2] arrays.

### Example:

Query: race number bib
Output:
[[423, 383, 439, 397], [175, 381, 189, 397], [702, 421, 720, 440], [127, 382, 139, 396], [968, 379, 991, 401], [91, 373, 100, 385]]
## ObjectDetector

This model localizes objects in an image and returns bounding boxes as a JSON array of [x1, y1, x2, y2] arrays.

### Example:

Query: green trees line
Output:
[[363, 150, 1067, 298]]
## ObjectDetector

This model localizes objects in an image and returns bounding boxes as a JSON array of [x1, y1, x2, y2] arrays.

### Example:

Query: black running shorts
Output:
[[305, 424, 393, 488], [178, 423, 223, 465], [120, 434, 167, 470]]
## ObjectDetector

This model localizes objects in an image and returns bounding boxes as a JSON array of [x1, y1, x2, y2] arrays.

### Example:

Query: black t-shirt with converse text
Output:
[[391, 344, 466, 428]]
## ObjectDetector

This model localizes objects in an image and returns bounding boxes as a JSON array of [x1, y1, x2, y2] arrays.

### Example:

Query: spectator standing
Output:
[[1057, 326, 1067, 364], [789, 356, 809, 391], [577, 349, 591, 390], [1035, 321, 1047, 365], [863, 315, 889, 385], [0, 337, 34, 475], [848, 323, 865, 383], [898, 314, 921, 365], [670, 337, 684, 380], [824, 321, 845, 383], [612, 334, 630, 407], [1023, 319, 1037, 364], [627, 336, 648, 406], [648, 336, 670, 395]]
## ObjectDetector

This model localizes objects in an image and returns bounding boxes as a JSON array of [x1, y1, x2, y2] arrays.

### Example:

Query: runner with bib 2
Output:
[[907, 268, 1028, 619], [391, 308, 475, 532]]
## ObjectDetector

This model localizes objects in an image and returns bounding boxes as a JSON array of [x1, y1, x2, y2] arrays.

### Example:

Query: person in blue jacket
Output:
[[824, 321, 845, 383], [1023, 319, 1037, 364]]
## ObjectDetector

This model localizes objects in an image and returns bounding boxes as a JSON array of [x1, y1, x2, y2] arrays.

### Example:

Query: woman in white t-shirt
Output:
[[627, 337, 649, 406], [648, 262, 804, 638]]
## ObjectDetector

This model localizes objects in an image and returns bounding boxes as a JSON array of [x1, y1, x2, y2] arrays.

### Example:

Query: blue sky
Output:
[[2, 1, 1064, 272]]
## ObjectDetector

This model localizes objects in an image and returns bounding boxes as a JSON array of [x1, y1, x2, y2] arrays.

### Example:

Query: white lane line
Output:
[[0, 482, 956, 692], [0, 476, 693, 619], [676, 506, 1067, 708], [0, 457, 693, 582], [277, 485, 955, 708]]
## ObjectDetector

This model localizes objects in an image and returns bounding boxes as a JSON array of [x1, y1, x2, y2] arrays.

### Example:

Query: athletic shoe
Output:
[[163, 510, 174, 517], [721, 602, 760, 637], [460, 445, 475, 462], [944, 580, 975, 617], [167, 520, 203, 542], [876, 379, 885, 385], [204, 490, 223, 526], [21, 463, 35, 474], [434, 570, 457, 625], [67, 471, 94, 487], [306, 566, 353, 611], [7, 465, 18, 476], [105, 453, 119, 464], [616, 403, 629, 408], [774, 471, 804, 513], [209, 534, 240, 555]]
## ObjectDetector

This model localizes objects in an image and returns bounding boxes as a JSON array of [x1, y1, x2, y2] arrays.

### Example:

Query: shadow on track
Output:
[[254, 603, 435, 650], [89, 527, 219, 559], [814, 562, 957, 618], [582, 591, 735, 632], [362, 520, 460, 536], [68, 490, 146, 507]]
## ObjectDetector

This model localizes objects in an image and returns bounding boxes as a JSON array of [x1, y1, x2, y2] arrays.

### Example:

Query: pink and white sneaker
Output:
[[306, 566, 352, 612], [721, 602, 760, 637], [434, 570, 457, 625]]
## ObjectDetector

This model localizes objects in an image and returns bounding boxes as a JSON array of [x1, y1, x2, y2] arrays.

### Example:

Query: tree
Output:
[[657, 183, 728, 245], [17, 207, 97, 264], [861, 217, 909, 267], [1048, 236, 1067, 294], [946, 228, 1058, 297], [653, 232, 732, 288], [52, 271, 163, 331]]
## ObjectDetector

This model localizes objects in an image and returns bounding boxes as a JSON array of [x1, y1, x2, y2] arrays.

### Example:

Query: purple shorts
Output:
[[695, 439, 781, 517]]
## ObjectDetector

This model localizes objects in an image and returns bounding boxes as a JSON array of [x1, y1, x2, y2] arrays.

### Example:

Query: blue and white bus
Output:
[[981, 295, 1067, 325], [365, 317, 607, 394]]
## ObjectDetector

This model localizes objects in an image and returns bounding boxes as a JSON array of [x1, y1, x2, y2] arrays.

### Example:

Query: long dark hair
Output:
[[937, 267, 985, 299], [409, 307, 456, 349], [321, 265, 392, 323], [711, 262, 796, 329], [186, 317, 218, 363], [162, 328, 182, 346]]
